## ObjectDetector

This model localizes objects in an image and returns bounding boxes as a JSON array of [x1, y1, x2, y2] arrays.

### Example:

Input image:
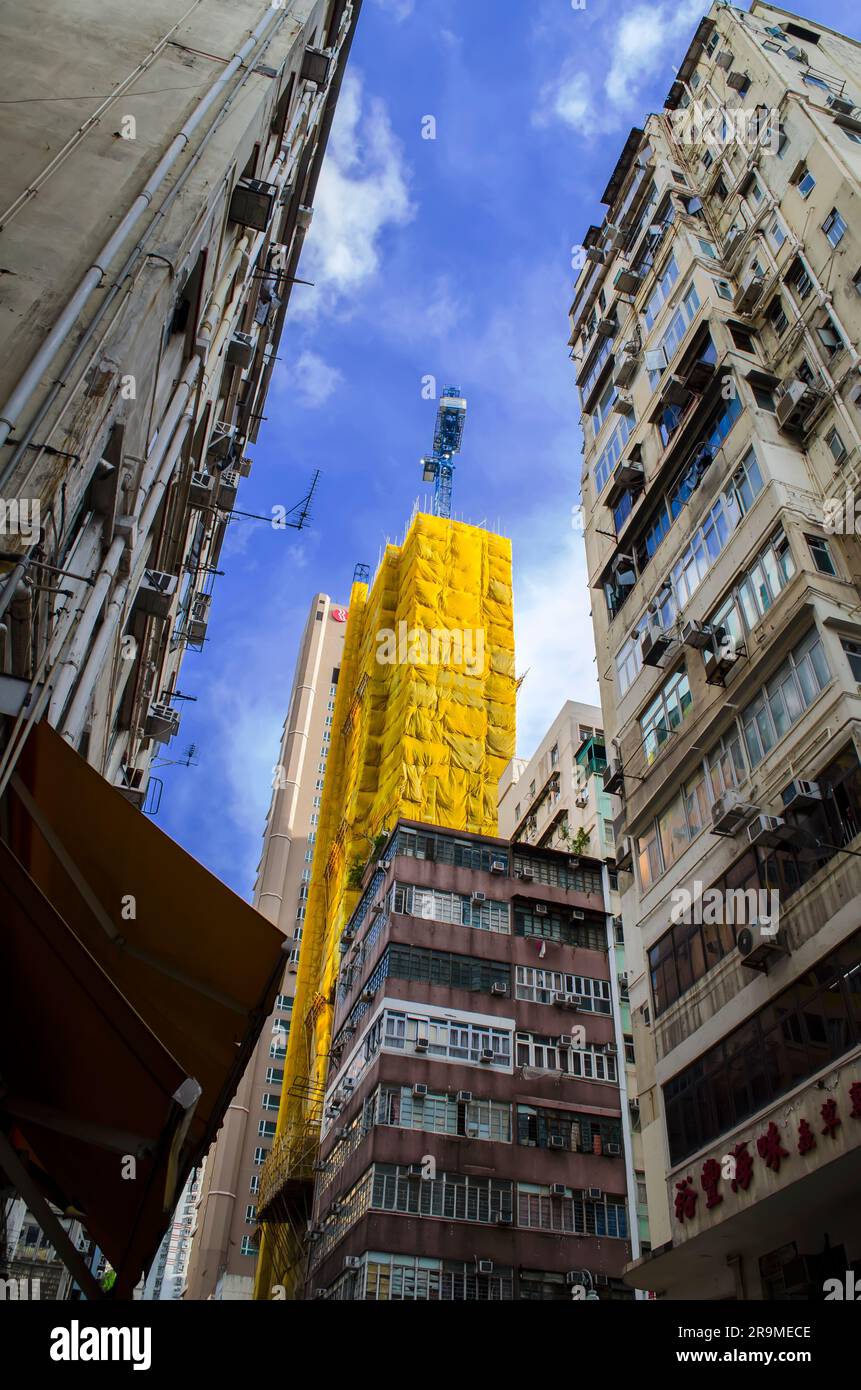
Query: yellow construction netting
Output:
[[254, 513, 515, 1296]]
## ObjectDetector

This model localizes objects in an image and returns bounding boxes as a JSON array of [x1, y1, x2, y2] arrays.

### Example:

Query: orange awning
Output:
[[1, 721, 286, 1294]]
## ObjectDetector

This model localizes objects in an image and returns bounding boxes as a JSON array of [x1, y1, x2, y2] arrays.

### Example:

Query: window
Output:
[[842, 640, 861, 681], [768, 216, 786, 250], [740, 628, 830, 768], [797, 168, 816, 198], [240, 1236, 259, 1256], [644, 255, 680, 331], [696, 238, 718, 259], [515, 969, 611, 1012], [709, 528, 795, 642], [665, 929, 861, 1163], [788, 257, 813, 300], [817, 321, 845, 357], [767, 298, 789, 335], [253, 1147, 269, 1165], [593, 412, 635, 493], [827, 427, 847, 465], [550, 742, 559, 767], [258, 1120, 277, 1139], [714, 278, 733, 300], [729, 324, 756, 354], [517, 1184, 627, 1237], [245, 1204, 256, 1223], [640, 667, 692, 765], [842, 129, 861, 146], [752, 385, 775, 411], [822, 207, 847, 247], [806, 535, 836, 575]]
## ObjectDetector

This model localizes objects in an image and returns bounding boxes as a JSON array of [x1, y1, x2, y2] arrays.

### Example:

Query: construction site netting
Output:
[[254, 513, 516, 1296]]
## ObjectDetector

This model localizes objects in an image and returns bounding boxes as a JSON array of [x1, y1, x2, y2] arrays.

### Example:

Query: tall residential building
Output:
[[0, 0, 359, 796], [184, 594, 347, 1299], [498, 701, 650, 1262], [255, 512, 518, 1295], [0, 1, 359, 1298], [143, 1164, 205, 1301], [302, 820, 632, 1301], [574, 2, 861, 1300]]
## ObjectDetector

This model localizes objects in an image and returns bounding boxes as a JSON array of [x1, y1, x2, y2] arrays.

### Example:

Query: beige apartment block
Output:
[[184, 594, 347, 1299], [499, 701, 651, 1264], [0, 0, 359, 796], [572, 2, 861, 1299]]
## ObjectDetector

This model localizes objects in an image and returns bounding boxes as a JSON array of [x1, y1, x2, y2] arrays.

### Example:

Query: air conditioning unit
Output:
[[135, 569, 178, 619], [826, 93, 856, 116], [415, 1037, 430, 1052], [607, 1142, 622, 1156], [615, 836, 633, 872], [594, 1273, 609, 1288], [715, 51, 733, 70], [330, 1201, 346, 1215], [738, 923, 789, 970], [612, 352, 639, 388], [308, 1223, 325, 1238], [479, 1048, 495, 1064], [612, 390, 635, 416], [584, 246, 606, 265], [477, 1259, 494, 1275], [747, 813, 788, 848], [226, 331, 255, 369], [548, 1135, 566, 1150], [571, 909, 585, 921], [704, 641, 740, 684], [550, 1183, 568, 1195], [412, 1083, 429, 1098], [603, 1042, 617, 1055], [187, 591, 211, 644], [640, 625, 670, 667], [116, 764, 148, 810], [618, 972, 628, 988], [491, 982, 509, 996], [145, 702, 180, 745], [588, 1187, 603, 1200], [663, 374, 693, 408], [734, 270, 766, 313], [775, 378, 822, 433], [574, 792, 588, 809], [517, 867, 534, 881], [359, 988, 375, 1004], [785, 45, 808, 63], [613, 267, 642, 295], [681, 619, 715, 650], [217, 470, 239, 509], [535, 903, 548, 916], [471, 890, 486, 903], [466, 1123, 480, 1138], [566, 1269, 588, 1286], [727, 70, 749, 91], [596, 312, 617, 339], [495, 1212, 513, 1226], [296, 204, 314, 231], [603, 760, 624, 795], [711, 790, 759, 834], [612, 914, 623, 932], [456, 1091, 473, 1104], [782, 778, 823, 811], [188, 470, 213, 508], [559, 1034, 573, 1047], [554, 991, 569, 1006], [490, 858, 507, 874], [300, 45, 331, 87], [343, 1256, 362, 1271], [408, 1163, 425, 1178], [228, 177, 278, 231]]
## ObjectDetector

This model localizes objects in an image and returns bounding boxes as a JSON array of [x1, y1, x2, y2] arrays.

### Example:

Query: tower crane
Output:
[[420, 385, 467, 518]]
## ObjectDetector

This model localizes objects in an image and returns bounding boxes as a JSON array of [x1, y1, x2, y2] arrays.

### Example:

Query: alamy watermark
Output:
[[375, 622, 485, 676], [0, 497, 40, 543], [671, 101, 780, 156], [671, 882, 779, 936]]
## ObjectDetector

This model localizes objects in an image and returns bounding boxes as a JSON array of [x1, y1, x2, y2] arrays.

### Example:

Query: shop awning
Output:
[[0, 721, 286, 1295]]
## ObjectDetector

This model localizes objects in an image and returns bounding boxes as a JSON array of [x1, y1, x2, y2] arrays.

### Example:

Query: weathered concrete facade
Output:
[[0, 0, 360, 799], [573, 2, 861, 1298]]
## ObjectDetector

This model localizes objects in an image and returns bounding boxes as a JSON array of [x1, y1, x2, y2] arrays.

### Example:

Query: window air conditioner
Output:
[[456, 1091, 473, 1103], [491, 982, 509, 996], [588, 1187, 603, 1200], [535, 903, 548, 916], [607, 1143, 622, 1156], [548, 1135, 566, 1150], [781, 778, 822, 811], [228, 178, 278, 231], [135, 569, 178, 619], [415, 1037, 430, 1052], [490, 859, 507, 874], [412, 1083, 429, 1098], [737, 923, 789, 970], [477, 1260, 494, 1275], [479, 1048, 495, 1064], [746, 814, 789, 848], [188, 470, 213, 508], [471, 890, 486, 903], [550, 1183, 568, 1196], [145, 702, 180, 745], [571, 909, 585, 921], [344, 1256, 362, 1271]]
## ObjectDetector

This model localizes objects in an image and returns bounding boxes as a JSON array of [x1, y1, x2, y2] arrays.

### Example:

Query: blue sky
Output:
[[155, 0, 860, 896]]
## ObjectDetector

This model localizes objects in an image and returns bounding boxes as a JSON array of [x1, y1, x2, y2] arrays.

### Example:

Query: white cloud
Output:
[[534, 0, 703, 136], [371, 0, 415, 20], [299, 72, 415, 316], [512, 521, 598, 759], [277, 349, 344, 408]]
